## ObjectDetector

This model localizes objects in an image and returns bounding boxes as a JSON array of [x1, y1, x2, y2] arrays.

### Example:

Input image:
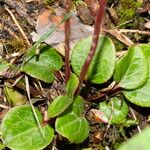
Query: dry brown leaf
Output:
[[89, 109, 109, 123], [34, 8, 94, 55], [36, 8, 94, 45]]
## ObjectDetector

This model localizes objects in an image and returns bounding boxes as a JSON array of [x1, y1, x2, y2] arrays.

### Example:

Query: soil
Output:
[[0, 0, 150, 150]]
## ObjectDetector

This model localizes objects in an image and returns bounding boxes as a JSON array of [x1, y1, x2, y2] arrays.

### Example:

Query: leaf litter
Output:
[[0, 0, 150, 150]]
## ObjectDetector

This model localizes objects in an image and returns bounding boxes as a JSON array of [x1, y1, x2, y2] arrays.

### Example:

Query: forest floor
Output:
[[0, 0, 150, 150]]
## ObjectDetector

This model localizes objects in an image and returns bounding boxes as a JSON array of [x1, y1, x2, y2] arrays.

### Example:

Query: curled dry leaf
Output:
[[89, 109, 108, 123], [34, 8, 94, 56]]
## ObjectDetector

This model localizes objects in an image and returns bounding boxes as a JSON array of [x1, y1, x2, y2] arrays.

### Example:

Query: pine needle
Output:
[[25, 75, 45, 139]]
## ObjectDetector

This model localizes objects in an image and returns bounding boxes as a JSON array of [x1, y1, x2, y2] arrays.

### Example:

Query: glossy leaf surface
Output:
[[99, 97, 128, 124], [118, 127, 150, 150], [22, 45, 62, 83], [48, 95, 73, 118], [66, 73, 79, 97], [56, 96, 89, 143], [1, 105, 54, 150], [124, 44, 150, 106], [114, 45, 148, 89], [71, 35, 116, 84]]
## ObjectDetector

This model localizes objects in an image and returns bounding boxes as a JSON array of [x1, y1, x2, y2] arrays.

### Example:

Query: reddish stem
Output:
[[90, 85, 121, 101], [75, 0, 107, 95], [64, 0, 71, 82]]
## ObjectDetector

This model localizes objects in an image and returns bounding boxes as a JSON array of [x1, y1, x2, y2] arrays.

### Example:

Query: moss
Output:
[[108, 35, 126, 51], [117, 0, 143, 28], [113, 39, 126, 51], [5, 38, 26, 53], [43, 0, 55, 6]]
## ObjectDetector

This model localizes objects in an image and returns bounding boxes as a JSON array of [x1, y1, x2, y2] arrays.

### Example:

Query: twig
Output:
[[5, 6, 31, 46], [116, 51, 127, 58], [64, 0, 71, 82], [0, 104, 10, 109], [36, 80, 49, 99], [75, 0, 107, 95], [90, 83, 120, 101], [105, 29, 150, 46], [7, 74, 24, 87], [105, 29, 134, 46], [129, 107, 141, 134], [117, 29, 150, 35], [118, 20, 133, 27]]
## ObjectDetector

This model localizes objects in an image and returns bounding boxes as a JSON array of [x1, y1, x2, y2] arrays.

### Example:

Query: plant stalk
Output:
[[90, 84, 120, 100], [75, 0, 107, 95], [64, 0, 71, 82]]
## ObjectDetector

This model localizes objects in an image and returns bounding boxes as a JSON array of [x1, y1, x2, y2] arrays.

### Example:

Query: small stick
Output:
[[25, 75, 45, 138], [105, 29, 134, 46], [116, 51, 127, 58], [116, 29, 150, 35], [75, 0, 107, 95], [36, 80, 49, 99], [90, 84, 120, 101], [5, 6, 31, 46], [64, 0, 71, 82], [129, 107, 141, 134], [0, 104, 10, 109], [7, 74, 24, 87]]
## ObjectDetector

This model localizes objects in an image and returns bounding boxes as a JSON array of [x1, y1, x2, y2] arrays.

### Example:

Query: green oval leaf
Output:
[[66, 73, 79, 97], [1, 105, 54, 150], [99, 97, 128, 124], [22, 45, 63, 83], [71, 96, 85, 116], [56, 114, 89, 143], [124, 44, 150, 107], [56, 96, 89, 143], [118, 127, 150, 150], [71, 35, 116, 84], [114, 45, 148, 89], [48, 95, 73, 118], [124, 80, 150, 107]]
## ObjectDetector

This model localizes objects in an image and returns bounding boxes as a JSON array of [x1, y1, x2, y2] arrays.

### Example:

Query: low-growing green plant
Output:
[[0, 0, 150, 149], [118, 127, 150, 150], [1, 39, 150, 150]]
